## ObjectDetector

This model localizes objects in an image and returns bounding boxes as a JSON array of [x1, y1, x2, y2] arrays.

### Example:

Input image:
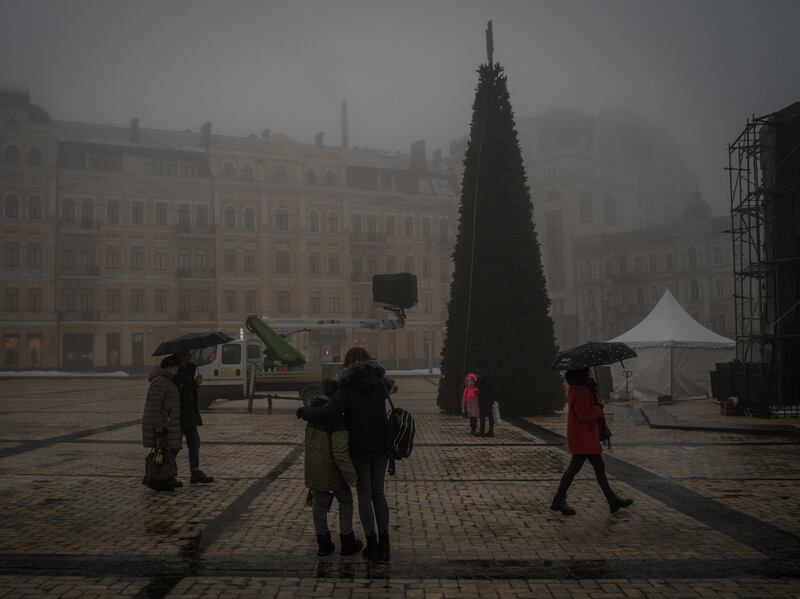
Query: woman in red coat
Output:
[[550, 368, 633, 516]]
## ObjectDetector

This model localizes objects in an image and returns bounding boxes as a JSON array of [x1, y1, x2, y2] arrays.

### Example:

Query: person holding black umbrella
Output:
[[174, 351, 214, 485], [550, 368, 633, 516]]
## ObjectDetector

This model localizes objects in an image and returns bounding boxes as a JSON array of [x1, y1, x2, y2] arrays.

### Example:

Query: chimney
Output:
[[340, 100, 349, 148], [410, 140, 427, 172], [129, 118, 140, 144], [315, 132, 324, 147], [200, 121, 212, 149], [432, 149, 442, 167]]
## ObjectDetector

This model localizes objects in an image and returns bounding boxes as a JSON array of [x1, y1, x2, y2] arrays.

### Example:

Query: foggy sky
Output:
[[1, 0, 799, 214]]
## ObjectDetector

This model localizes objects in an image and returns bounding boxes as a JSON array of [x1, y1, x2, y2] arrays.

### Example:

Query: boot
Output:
[[550, 497, 576, 516], [378, 532, 390, 561], [339, 532, 363, 556], [170, 479, 184, 488], [608, 495, 633, 514], [190, 470, 215, 484], [316, 532, 335, 557], [362, 533, 380, 561]]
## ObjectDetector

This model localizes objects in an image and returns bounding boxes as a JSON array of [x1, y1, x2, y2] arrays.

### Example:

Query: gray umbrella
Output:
[[550, 341, 637, 371]]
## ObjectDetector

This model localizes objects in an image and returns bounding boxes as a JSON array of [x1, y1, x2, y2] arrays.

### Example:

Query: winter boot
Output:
[[190, 470, 215, 484], [608, 495, 634, 514], [550, 497, 576, 516], [378, 532, 390, 561], [316, 532, 336, 557], [339, 532, 363, 556], [362, 533, 380, 561]]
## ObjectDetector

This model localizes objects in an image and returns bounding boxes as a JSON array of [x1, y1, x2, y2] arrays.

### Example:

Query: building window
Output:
[[177, 252, 190, 270], [421, 218, 431, 238], [28, 196, 42, 219], [327, 213, 339, 233], [275, 209, 289, 231], [144, 159, 176, 176], [422, 257, 431, 278], [273, 164, 288, 183], [305, 170, 317, 185], [245, 290, 256, 314], [155, 202, 167, 225], [603, 195, 617, 226], [107, 199, 119, 224], [180, 162, 197, 177], [80, 292, 95, 315], [329, 294, 340, 313], [439, 257, 449, 282], [308, 253, 320, 274], [665, 252, 674, 271], [275, 252, 291, 274], [225, 290, 236, 313], [61, 289, 75, 312], [404, 217, 414, 237], [276, 291, 291, 313], [244, 208, 256, 230], [386, 215, 395, 236], [196, 205, 208, 227], [155, 289, 168, 312], [328, 254, 340, 275], [636, 288, 644, 304], [131, 289, 144, 313], [4, 288, 19, 312], [130, 248, 144, 270], [715, 279, 725, 298], [28, 147, 43, 166], [178, 204, 190, 226], [386, 256, 396, 273], [241, 164, 254, 180], [196, 251, 209, 270], [634, 257, 642, 273], [325, 171, 336, 186], [309, 293, 321, 313], [716, 313, 726, 332], [224, 250, 236, 272], [380, 173, 392, 191], [197, 291, 210, 313], [178, 294, 189, 314], [62, 198, 75, 221], [28, 288, 42, 313], [439, 219, 449, 242], [60, 249, 75, 269], [352, 257, 363, 276], [308, 211, 320, 233], [689, 246, 699, 269], [5, 145, 19, 165], [154, 248, 168, 270], [353, 296, 364, 315], [222, 163, 235, 178], [690, 279, 701, 301], [224, 207, 236, 229], [650, 286, 659, 302], [351, 213, 363, 234], [3, 244, 20, 267], [243, 251, 256, 273], [579, 191, 593, 223], [404, 256, 415, 273], [26, 245, 43, 268], [713, 246, 723, 266], [4, 195, 19, 218], [367, 256, 377, 276], [79, 198, 94, 225], [131, 201, 144, 225], [104, 248, 119, 270], [649, 254, 657, 272]]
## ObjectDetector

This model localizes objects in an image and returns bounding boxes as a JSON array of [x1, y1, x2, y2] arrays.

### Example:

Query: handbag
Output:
[[143, 432, 177, 489]]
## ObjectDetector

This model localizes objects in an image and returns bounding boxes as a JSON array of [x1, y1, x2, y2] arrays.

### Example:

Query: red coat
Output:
[[566, 385, 604, 455]]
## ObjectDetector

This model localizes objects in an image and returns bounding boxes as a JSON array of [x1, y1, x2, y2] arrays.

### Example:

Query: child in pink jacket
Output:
[[461, 373, 480, 436]]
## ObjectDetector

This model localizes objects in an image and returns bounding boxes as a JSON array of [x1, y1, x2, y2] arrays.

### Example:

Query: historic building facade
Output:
[[0, 90, 457, 370]]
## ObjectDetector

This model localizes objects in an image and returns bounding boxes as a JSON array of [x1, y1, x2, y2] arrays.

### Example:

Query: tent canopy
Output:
[[609, 290, 733, 347]]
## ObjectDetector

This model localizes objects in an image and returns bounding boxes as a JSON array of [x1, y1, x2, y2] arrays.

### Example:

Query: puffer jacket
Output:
[[141, 366, 182, 450], [298, 360, 392, 459], [304, 417, 357, 491]]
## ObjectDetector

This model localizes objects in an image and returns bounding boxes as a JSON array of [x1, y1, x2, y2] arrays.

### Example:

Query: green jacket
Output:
[[304, 419, 357, 492]]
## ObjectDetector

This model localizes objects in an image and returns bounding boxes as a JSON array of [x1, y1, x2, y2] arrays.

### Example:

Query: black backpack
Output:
[[385, 395, 415, 475]]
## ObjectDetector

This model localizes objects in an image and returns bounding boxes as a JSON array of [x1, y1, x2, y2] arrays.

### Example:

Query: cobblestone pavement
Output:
[[1, 377, 799, 598]]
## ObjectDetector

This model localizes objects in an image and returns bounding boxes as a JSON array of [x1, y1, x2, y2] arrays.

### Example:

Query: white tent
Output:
[[608, 290, 735, 401]]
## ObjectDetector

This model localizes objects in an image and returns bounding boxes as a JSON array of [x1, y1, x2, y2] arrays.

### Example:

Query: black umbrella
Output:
[[152, 331, 234, 357], [550, 341, 637, 371]]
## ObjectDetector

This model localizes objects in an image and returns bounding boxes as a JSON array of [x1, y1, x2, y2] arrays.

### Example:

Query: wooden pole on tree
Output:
[[485, 20, 494, 64]]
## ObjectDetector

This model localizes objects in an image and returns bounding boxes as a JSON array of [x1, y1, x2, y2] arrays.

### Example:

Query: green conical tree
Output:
[[437, 62, 564, 416]]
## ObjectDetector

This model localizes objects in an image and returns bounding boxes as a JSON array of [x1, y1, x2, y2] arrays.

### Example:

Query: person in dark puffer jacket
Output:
[[141, 354, 182, 491], [297, 347, 394, 561]]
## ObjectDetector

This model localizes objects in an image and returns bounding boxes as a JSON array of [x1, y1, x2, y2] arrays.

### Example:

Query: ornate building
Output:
[[0, 90, 457, 370]]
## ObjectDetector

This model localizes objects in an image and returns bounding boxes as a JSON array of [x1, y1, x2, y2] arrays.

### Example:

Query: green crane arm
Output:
[[245, 314, 306, 370]]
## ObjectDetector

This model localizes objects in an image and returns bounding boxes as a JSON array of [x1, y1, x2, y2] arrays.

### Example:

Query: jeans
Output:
[[469, 417, 477, 432], [554, 454, 614, 501], [353, 456, 390, 535], [311, 487, 354, 536], [183, 427, 201, 472]]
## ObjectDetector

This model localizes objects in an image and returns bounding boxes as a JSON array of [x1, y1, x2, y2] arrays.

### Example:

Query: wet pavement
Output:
[[1, 377, 799, 598]]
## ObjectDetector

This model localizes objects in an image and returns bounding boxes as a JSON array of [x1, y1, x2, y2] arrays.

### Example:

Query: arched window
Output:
[[325, 171, 336, 186], [275, 209, 289, 231], [241, 164, 254, 180], [308, 211, 320, 233], [222, 163, 235, 179], [224, 207, 236, 228], [305, 170, 317, 185], [28, 147, 43, 166], [273, 164, 288, 183], [690, 279, 701, 301], [243, 208, 256, 230], [327, 212, 339, 234], [688, 246, 698, 268], [28, 196, 42, 219], [5, 145, 19, 165], [439, 219, 449, 242], [4, 195, 19, 218]]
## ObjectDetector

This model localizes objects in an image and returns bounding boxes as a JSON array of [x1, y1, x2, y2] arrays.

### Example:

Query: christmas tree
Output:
[[437, 48, 563, 416]]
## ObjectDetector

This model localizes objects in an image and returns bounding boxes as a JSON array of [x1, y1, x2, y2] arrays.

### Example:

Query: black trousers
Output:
[[554, 454, 614, 501], [469, 417, 478, 431], [478, 403, 494, 434]]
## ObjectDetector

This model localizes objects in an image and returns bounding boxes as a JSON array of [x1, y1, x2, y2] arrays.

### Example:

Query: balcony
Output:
[[351, 232, 387, 244]]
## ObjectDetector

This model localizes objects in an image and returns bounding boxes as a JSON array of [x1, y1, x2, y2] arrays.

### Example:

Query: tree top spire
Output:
[[485, 20, 494, 64]]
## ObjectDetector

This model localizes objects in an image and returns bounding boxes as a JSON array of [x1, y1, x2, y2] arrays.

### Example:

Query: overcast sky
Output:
[[1, 0, 798, 213]]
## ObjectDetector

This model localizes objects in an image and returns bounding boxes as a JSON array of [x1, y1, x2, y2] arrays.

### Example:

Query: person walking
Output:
[[550, 368, 633, 516], [461, 373, 480, 435], [477, 370, 495, 437], [174, 351, 214, 485], [141, 355, 183, 491], [304, 394, 363, 557], [297, 347, 393, 561]]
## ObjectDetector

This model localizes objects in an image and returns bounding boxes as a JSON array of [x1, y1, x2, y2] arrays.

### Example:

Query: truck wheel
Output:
[[300, 385, 323, 407]]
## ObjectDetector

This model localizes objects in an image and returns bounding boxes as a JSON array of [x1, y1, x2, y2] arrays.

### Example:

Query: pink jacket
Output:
[[461, 374, 480, 418]]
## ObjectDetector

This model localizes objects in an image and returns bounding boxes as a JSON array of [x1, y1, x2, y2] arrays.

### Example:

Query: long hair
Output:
[[342, 346, 372, 368], [564, 368, 598, 398]]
